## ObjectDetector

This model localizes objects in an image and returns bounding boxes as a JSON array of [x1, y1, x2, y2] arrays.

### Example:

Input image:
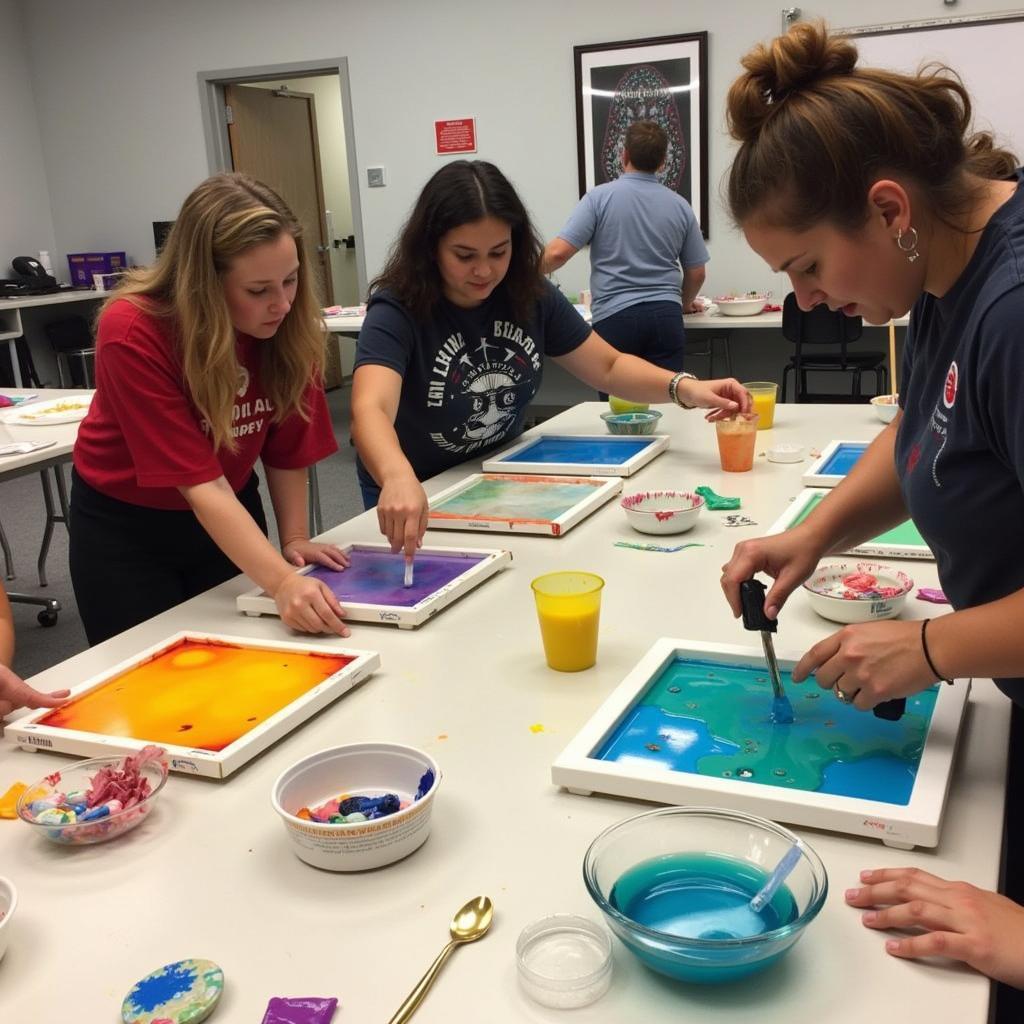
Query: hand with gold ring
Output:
[[833, 683, 858, 704]]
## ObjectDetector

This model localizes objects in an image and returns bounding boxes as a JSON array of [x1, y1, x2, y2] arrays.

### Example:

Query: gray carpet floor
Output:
[[2, 385, 365, 681]]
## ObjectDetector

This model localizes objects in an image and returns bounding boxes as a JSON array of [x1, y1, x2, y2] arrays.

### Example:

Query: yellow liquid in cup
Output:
[[750, 391, 776, 429], [536, 602, 601, 672]]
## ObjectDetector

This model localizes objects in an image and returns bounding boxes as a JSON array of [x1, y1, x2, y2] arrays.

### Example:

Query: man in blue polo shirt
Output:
[[543, 120, 708, 386]]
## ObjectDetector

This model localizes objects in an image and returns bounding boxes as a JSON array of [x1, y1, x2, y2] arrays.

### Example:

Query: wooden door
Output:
[[225, 84, 339, 385]]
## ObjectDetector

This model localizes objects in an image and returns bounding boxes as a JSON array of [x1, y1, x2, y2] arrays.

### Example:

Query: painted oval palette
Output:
[[121, 958, 223, 1024]]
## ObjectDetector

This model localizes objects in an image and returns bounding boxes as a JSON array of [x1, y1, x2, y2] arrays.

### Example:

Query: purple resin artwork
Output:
[[261, 996, 338, 1024], [307, 547, 487, 607]]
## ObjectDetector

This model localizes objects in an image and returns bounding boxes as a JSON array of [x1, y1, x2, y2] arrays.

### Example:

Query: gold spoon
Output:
[[387, 896, 494, 1024]]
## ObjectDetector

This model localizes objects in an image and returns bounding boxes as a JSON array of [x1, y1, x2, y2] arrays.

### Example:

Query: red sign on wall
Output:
[[434, 118, 477, 155]]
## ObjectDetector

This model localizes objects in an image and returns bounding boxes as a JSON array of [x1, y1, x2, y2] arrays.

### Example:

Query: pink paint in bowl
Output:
[[621, 491, 704, 535]]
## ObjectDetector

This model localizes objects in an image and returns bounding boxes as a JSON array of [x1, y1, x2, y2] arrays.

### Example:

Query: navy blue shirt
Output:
[[354, 280, 592, 483], [896, 169, 1024, 704]]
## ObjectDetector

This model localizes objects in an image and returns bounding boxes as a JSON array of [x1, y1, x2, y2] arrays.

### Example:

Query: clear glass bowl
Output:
[[16, 755, 168, 846], [583, 806, 827, 984]]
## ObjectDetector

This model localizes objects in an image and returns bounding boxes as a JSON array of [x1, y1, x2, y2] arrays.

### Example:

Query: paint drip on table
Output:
[[594, 657, 938, 805], [296, 769, 435, 825]]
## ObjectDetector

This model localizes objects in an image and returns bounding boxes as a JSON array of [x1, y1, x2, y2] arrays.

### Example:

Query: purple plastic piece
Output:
[[307, 547, 485, 607], [916, 587, 950, 604], [261, 996, 338, 1024]]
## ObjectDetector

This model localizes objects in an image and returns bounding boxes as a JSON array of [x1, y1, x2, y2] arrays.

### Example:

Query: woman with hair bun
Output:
[[719, 21, 1024, 992]]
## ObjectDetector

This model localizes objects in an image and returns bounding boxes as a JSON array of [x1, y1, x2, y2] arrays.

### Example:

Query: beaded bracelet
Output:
[[921, 618, 954, 685], [668, 371, 697, 409]]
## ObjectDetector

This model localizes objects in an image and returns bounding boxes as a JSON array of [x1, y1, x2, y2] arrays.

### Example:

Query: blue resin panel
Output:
[[500, 436, 652, 465], [818, 442, 868, 478], [593, 657, 937, 805]]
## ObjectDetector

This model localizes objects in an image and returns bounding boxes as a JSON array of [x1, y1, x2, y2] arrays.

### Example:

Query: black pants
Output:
[[592, 300, 687, 400], [69, 469, 268, 645]]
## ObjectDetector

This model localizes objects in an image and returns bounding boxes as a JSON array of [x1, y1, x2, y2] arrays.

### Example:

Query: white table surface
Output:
[[0, 402, 1004, 1022]]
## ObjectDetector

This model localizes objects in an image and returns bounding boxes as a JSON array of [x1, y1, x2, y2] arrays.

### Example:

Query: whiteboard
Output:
[[844, 13, 1024, 157]]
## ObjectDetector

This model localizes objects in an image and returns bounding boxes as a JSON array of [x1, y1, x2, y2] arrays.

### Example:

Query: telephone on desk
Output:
[[0, 256, 61, 297]]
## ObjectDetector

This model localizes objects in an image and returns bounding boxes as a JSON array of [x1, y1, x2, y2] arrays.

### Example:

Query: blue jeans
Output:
[[592, 300, 686, 400], [359, 475, 382, 510]]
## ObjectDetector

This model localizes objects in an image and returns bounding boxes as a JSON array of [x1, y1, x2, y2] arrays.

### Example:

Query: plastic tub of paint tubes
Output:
[[16, 750, 169, 846], [271, 742, 441, 871], [516, 914, 613, 1009]]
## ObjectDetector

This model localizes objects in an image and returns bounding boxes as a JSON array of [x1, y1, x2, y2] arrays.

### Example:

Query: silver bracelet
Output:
[[669, 371, 698, 409]]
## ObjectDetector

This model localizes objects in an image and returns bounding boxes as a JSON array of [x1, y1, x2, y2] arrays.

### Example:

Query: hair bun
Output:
[[727, 21, 858, 142]]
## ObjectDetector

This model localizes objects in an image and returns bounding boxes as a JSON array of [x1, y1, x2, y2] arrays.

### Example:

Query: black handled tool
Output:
[[739, 579, 794, 725]]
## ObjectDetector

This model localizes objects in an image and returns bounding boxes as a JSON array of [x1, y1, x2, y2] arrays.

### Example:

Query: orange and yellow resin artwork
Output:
[[38, 638, 355, 752]]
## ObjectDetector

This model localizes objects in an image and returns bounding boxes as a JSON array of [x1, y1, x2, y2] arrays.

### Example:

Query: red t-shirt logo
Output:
[[943, 361, 958, 409]]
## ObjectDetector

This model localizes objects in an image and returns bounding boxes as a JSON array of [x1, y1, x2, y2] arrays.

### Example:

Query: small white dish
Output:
[[0, 876, 17, 963], [621, 490, 703, 535], [714, 296, 766, 317], [803, 561, 913, 623], [870, 394, 899, 423]]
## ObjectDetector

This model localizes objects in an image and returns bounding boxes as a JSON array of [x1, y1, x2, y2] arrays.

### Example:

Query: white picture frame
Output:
[[767, 488, 934, 561], [7, 632, 381, 779], [551, 638, 969, 849], [481, 433, 669, 477], [237, 542, 511, 628], [427, 472, 623, 537]]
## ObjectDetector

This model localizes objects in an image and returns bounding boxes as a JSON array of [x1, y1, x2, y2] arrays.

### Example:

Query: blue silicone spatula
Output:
[[740, 578, 795, 725]]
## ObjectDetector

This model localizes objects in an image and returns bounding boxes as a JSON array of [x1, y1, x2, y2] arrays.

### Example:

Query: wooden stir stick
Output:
[[888, 320, 898, 399]]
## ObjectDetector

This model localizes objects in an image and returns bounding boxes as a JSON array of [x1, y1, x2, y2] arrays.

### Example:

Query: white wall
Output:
[[17, 0, 1022, 299], [0, 0, 56, 272]]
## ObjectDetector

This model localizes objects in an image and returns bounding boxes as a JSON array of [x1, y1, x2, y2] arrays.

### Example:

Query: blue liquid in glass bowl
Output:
[[584, 806, 827, 984]]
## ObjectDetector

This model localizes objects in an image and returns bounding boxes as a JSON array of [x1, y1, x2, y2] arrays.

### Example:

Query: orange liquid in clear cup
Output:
[[715, 413, 759, 472]]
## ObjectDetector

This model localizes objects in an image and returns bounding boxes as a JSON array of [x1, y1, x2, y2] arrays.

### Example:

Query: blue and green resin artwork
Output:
[[593, 657, 937, 805]]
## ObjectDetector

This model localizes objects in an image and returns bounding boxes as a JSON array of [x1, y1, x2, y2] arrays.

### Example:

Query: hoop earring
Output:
[[896, 226, 920, 263]]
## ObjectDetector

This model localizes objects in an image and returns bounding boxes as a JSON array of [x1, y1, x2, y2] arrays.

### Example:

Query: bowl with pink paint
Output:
[[802, 562, 914, 624], [621, 491, 704, 535], [870, 394, 899, 424], [271, 742, 441, 871]]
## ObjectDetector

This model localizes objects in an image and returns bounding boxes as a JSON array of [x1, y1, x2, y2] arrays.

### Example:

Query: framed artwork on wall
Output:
[[573, 31, 709, 236]]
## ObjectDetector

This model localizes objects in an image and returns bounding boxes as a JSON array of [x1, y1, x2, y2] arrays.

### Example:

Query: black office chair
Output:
[[780, 293, 889, 403], [0, 518, 60, 626]]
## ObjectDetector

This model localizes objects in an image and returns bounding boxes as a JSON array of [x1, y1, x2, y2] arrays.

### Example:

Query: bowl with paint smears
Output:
[[803, 561, 913, 624], [714, 295, 767, 317], [583, 806, 827, 984], [16, 751, 169, 846], [271, 742, 441, 871], [0, 876, 16, 964], [870, 394, 900, 424], [601, 410, 663, 435], [621, 490, 704, 535]]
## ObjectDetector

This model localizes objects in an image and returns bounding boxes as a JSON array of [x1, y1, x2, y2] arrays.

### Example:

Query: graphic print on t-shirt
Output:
[[427, 319, 541, 457], [910, 360, 959, 489]]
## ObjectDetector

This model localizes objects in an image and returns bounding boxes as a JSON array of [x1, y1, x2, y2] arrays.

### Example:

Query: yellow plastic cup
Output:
[[743, 381, 778, 429], [531, 571, 604, 672]]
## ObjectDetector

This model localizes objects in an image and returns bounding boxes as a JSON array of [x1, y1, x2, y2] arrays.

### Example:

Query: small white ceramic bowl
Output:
[[715, 296, 766, 317], [0, 876, 17, 964], [803, 562, 913, 624], [271, 742, 440, 871], [870, 394, 899, 423], [621, 491, 704, 535]]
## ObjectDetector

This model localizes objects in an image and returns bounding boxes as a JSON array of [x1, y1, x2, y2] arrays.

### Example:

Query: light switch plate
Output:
[[367, 166, 386, 188]]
